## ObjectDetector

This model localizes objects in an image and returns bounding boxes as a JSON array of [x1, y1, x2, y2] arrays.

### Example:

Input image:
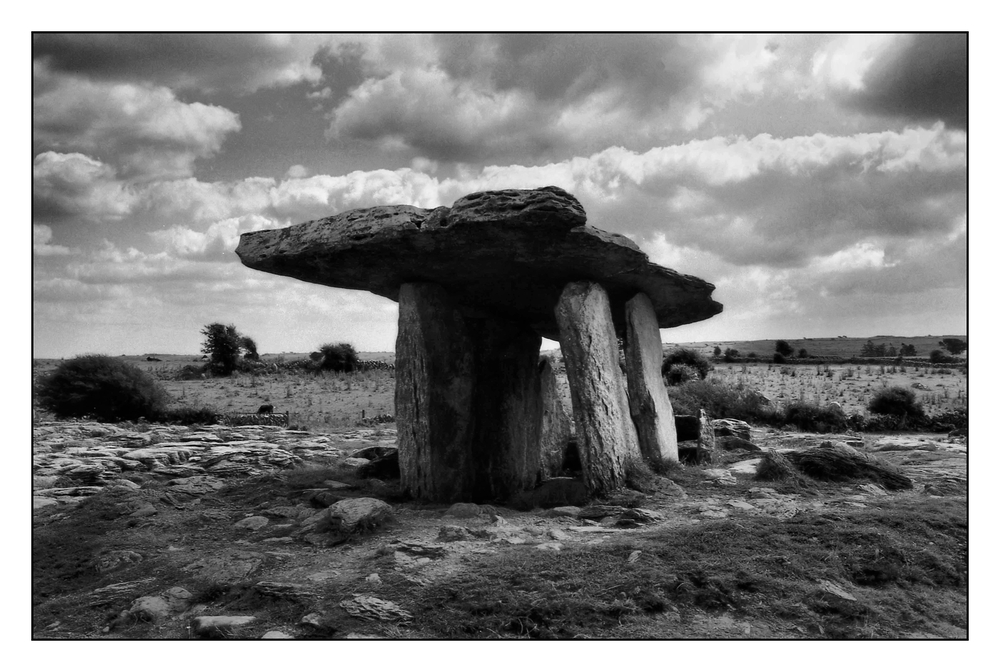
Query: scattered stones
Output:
[[327, 497, 392, 533], [539, 506, 583, 518], [234, 516, 270, 531], [339, 595, 413, 623], [535, 542, 563, 552], [701, 469, 737, 486], [437, 525, 474, 542], [190, 615, 257, 639], [817, 579, 857, 602], [712, 418, 753, 441]]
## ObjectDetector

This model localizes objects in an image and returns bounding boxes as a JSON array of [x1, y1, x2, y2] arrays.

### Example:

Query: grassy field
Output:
[[665, 335, 967, 361], [31, 336, 967, 431]]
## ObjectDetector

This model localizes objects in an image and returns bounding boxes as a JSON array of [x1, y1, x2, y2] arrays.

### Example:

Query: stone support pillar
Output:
[[395, 283, 476, 502], [538, 355, 572, 478], [554, 281, 640, 496], [395, 282, 543, 503], [624, 292, 679, 462]]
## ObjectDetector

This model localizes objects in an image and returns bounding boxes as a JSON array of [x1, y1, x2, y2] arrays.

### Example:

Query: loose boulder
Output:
[[327, 497, 392, 533]]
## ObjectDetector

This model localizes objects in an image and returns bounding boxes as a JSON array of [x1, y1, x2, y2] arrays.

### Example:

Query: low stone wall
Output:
[[219, 412, 290, 427]]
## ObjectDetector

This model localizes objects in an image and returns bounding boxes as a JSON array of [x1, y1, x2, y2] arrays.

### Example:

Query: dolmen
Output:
[[236, 187, 722, 503]]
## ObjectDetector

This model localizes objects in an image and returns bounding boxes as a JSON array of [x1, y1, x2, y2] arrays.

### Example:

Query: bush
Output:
[[773, 353, 787, 364], [929, 350, 953, 364], [723, 348, 739, 363], [783, 401, 848, 433], [668, 379, 782, 426], [319, 342, 359, 372], [35, 355, 172, 422], [661, 347, 710, 380], [665, 363, 700, 386], [775, 340, 794, 358], [868, 386, 924, 418]]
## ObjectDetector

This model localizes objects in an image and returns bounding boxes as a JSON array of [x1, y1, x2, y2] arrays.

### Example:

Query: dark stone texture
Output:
[[236, 187, 722, 340]]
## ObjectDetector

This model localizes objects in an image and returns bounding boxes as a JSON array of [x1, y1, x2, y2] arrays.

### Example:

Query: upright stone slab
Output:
[[554, 281, 640, 496], [624, 292, 679, 463], [395, 282, 543, 502], [395, 283, 476, 502], [538, 355, 572, 478], [466, 317, 543, 500]]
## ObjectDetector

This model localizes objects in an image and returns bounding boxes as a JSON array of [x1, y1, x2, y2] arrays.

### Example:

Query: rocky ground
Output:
[[32, 420, 967, 640]]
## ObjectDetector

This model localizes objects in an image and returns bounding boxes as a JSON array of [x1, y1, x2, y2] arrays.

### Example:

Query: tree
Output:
[[939, 338, 967, 356], [713, 345, 722, 357], [860, 340, 877, 357], [201, 323, 242, 376], [798, 348, 809, 358], [240, 336, 259, 361], [775, 340, 794, 358], [723, 348, 739, 363], [319, 342, 359, 372], [899, 343, 917, 357], [661, 347, 711, 380]]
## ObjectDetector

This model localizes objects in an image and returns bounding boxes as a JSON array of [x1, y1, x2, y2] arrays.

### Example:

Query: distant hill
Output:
[[662, 335, 967, 360]]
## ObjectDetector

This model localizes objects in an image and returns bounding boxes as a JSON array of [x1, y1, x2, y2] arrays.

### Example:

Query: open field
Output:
[[706, 362, 967, 416], [665, 335, 968, 361]]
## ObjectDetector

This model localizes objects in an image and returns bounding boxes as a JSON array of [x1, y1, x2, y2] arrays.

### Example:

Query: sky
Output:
[[31, 31, 969, 358]]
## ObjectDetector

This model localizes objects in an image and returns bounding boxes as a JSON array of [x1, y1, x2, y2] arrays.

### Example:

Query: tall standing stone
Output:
[[538, 355, 572, 478], [624, 292, 679, 463], [466, 318, 543, 500], [555, 281, 640, 496], [395, 283, 476, 502], [395, 282, 543, 502]]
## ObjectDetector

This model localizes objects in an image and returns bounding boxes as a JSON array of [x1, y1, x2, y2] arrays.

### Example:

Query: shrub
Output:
[[661, 347, 710, 380], [665, 363, 700, 386], [798, 349, 809, 359], [868, 386, 924, 418], [783, 401, 848, 433], [929, 350, 953, 364], [35, 355, 171, 422], [668, 379, 782, 426], [319, 342, 359, 372], [723, 348, 739, 363], [773, 353, 787, 364], [775, 340, 794, 358]]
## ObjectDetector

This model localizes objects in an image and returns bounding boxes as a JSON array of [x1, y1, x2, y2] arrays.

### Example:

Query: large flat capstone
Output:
[[236, 186, 722, 339]]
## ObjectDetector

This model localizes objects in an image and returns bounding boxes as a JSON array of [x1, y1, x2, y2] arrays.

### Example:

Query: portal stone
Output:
[[538, 355, 572, 478], [624, 292, 679, 462], [394, 282, 542, 502], [555, 281, 640, 496]]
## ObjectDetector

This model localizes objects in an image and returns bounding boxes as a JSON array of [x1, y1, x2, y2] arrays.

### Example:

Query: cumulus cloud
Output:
[[323, 34, 799, 163], [32, 33, 326, 93], [33, 66, 241, 180], [33, 152, 136, 223], [33, 224, 73, 256]]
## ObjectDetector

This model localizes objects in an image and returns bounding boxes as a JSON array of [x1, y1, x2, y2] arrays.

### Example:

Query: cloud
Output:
[[33, 152, 136, 223], [811, 34, 967, 129], [32, 224, 73, 256], [32, 33, 326, 93], [33, 66, 241, 180], [324, 34, 795, 163]]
